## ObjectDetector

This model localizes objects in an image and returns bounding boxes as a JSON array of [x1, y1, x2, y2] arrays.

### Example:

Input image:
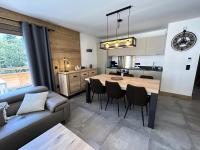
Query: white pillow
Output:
[[17, 92, 48, 115]]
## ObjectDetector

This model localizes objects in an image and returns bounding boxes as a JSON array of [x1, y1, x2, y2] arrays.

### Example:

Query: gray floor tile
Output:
[[152, 121, 192, 150], [101, 126, 149, 150], [79, 114, 118, 149], [148, 139, 174, 150], [66, 107, 95, 130]]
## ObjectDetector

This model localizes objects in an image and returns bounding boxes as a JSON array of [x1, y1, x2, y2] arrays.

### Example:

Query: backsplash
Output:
[[133, 55, 164, 66], [111, 55, 164, 67]]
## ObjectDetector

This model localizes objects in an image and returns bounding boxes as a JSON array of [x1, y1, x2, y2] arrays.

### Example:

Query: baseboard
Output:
[[160, 91, 192, 100]]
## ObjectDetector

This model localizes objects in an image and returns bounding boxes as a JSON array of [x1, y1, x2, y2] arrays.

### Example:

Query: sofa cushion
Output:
[[46, 92, 68, 113], [0, 110, 52, 140], [0, 86, 48, 104], [17, 92, 49, 115]]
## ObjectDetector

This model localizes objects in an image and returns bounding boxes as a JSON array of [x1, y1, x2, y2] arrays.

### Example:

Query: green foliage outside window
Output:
[[0, 33, 29, 74]]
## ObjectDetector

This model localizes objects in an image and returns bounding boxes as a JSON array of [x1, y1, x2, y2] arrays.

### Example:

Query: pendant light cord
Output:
[[128, 8, 130, 38], [107, 16, 108, 41]]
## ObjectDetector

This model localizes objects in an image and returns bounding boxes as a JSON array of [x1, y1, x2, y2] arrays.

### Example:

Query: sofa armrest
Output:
[[46, 92, 68, 113]]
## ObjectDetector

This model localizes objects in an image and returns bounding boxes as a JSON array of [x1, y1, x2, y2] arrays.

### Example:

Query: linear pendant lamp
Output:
[[100, 5, 136, 50]]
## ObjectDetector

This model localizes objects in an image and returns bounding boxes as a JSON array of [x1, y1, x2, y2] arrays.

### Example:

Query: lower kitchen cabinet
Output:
[[58, 69, 97, 97]]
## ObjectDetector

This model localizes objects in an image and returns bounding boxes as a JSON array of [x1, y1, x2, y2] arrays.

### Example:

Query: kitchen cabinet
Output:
[[146, 35, 166, 55], [108, 47, 135, 56], [107, 35, 166, 56], [134, 38, 147, 55], [58, 68, 97, 97]]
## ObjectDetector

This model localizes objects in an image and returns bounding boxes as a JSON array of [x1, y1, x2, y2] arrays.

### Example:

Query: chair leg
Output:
[[124, 104, 130, 118], [117, 99, 119, 117], [146, 105, 148, 116], [111, 98, 113, 104], [91, 92, 94, 101], [100, 94, 102, 110], [105, 96, 110, 111], [141, 106, 144, 126], [124, 96, 126, 108]]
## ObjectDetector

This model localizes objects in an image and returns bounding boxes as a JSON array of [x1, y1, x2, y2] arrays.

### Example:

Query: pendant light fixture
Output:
[[100, 5, 136, 50]]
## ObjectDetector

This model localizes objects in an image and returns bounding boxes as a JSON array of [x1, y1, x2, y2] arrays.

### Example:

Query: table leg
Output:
[[148, 93, 158, 129], [86, 81, 91, 103]]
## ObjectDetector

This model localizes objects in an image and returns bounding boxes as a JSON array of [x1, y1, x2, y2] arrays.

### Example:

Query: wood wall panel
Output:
[[0, 7, 81, 90]]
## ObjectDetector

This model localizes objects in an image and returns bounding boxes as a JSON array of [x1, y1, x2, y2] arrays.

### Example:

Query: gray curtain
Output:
[[21, 22, 55, 91]]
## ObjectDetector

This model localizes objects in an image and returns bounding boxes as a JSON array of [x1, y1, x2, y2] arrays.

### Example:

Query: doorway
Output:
[[193, 56, 200, 100]]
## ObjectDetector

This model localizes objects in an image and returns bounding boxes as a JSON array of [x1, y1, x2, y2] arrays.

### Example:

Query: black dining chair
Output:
[[105, 81, 126, 117], [124, 84, 149, 126], [90, 78, 106, 109], [140, 75, 154, 79]]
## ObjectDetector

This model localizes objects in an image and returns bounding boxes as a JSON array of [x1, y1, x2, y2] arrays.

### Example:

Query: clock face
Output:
[[171, 31, 197, 51]]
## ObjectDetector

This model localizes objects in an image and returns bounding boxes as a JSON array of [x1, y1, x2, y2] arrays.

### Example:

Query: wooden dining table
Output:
[[85, 74, 160, 129]]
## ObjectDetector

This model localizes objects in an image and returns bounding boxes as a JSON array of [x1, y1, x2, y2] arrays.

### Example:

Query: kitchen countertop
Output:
[[58, 68, 96, 74], [106, 67, 163, 72]]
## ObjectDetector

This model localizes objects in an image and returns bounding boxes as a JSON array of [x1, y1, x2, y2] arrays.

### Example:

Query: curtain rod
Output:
[[0, 16, 55, 32]]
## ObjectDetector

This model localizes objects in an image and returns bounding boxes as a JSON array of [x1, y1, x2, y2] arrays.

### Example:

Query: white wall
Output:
[[100, 29, 167, 41], [80, 33, 98, 68], [161, 17, 200, 96]]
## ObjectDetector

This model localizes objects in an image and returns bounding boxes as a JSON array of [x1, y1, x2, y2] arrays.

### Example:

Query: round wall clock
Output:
[[171, 29, 197, 51]]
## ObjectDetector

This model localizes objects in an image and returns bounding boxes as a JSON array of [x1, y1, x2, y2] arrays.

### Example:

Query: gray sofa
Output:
[[0, 86, 70, 150]]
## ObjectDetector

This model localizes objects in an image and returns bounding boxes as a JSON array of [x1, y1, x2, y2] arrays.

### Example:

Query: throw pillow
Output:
[[17, 91, 48, 115]]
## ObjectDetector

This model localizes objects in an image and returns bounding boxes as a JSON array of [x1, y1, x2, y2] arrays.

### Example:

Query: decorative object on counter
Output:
[[171, 27, 197, 51], [81, 66, 86, 69], [111, 76, 123, 81], [63, 57, 70, 72], [89, 64, 93, 68], [100, 5, 136, 50], [75, 65, 81, 71]]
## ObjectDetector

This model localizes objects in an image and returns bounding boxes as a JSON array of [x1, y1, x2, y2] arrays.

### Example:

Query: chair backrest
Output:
[[90, 78, 104, 94], [105, 81, 122, 99], [124, 74, 134, 77], [126, 84, 148, 106], [140, 75, 154, 79]]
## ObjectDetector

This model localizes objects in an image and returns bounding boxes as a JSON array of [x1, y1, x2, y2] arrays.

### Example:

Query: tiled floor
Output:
[[65, 93, 200, 150]]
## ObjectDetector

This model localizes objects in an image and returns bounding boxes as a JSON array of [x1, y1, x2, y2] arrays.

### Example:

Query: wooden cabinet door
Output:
[[58, 74, 69, 96], [89, 69, 97, 77], [146, 35, 166, 55], [81, 71, 89, 89], [69, 73, 81, 94]]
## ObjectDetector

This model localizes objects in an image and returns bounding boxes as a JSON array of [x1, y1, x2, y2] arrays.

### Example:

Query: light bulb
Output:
[[105, 43, 109, 49], [115, 42, 119, 47], [126, 40, 130, 46]]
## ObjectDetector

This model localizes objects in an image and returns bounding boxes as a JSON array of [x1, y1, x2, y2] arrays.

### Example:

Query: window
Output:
[[0, 33, 32, 95]]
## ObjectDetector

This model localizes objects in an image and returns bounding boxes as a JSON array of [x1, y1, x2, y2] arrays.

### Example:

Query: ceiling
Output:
[[1, 0, 200, 38]]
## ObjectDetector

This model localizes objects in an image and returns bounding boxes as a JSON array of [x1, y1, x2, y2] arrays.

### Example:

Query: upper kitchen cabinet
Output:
[[108, 47, 136, 56], [134, 38, 147, 55], [107, 35, 166, 56], [145, 35, 166, 55]]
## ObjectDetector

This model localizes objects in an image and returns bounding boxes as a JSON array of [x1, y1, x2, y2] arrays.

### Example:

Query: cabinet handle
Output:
[[83, 74, 87, 75], [73, 76, 77, 78]]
